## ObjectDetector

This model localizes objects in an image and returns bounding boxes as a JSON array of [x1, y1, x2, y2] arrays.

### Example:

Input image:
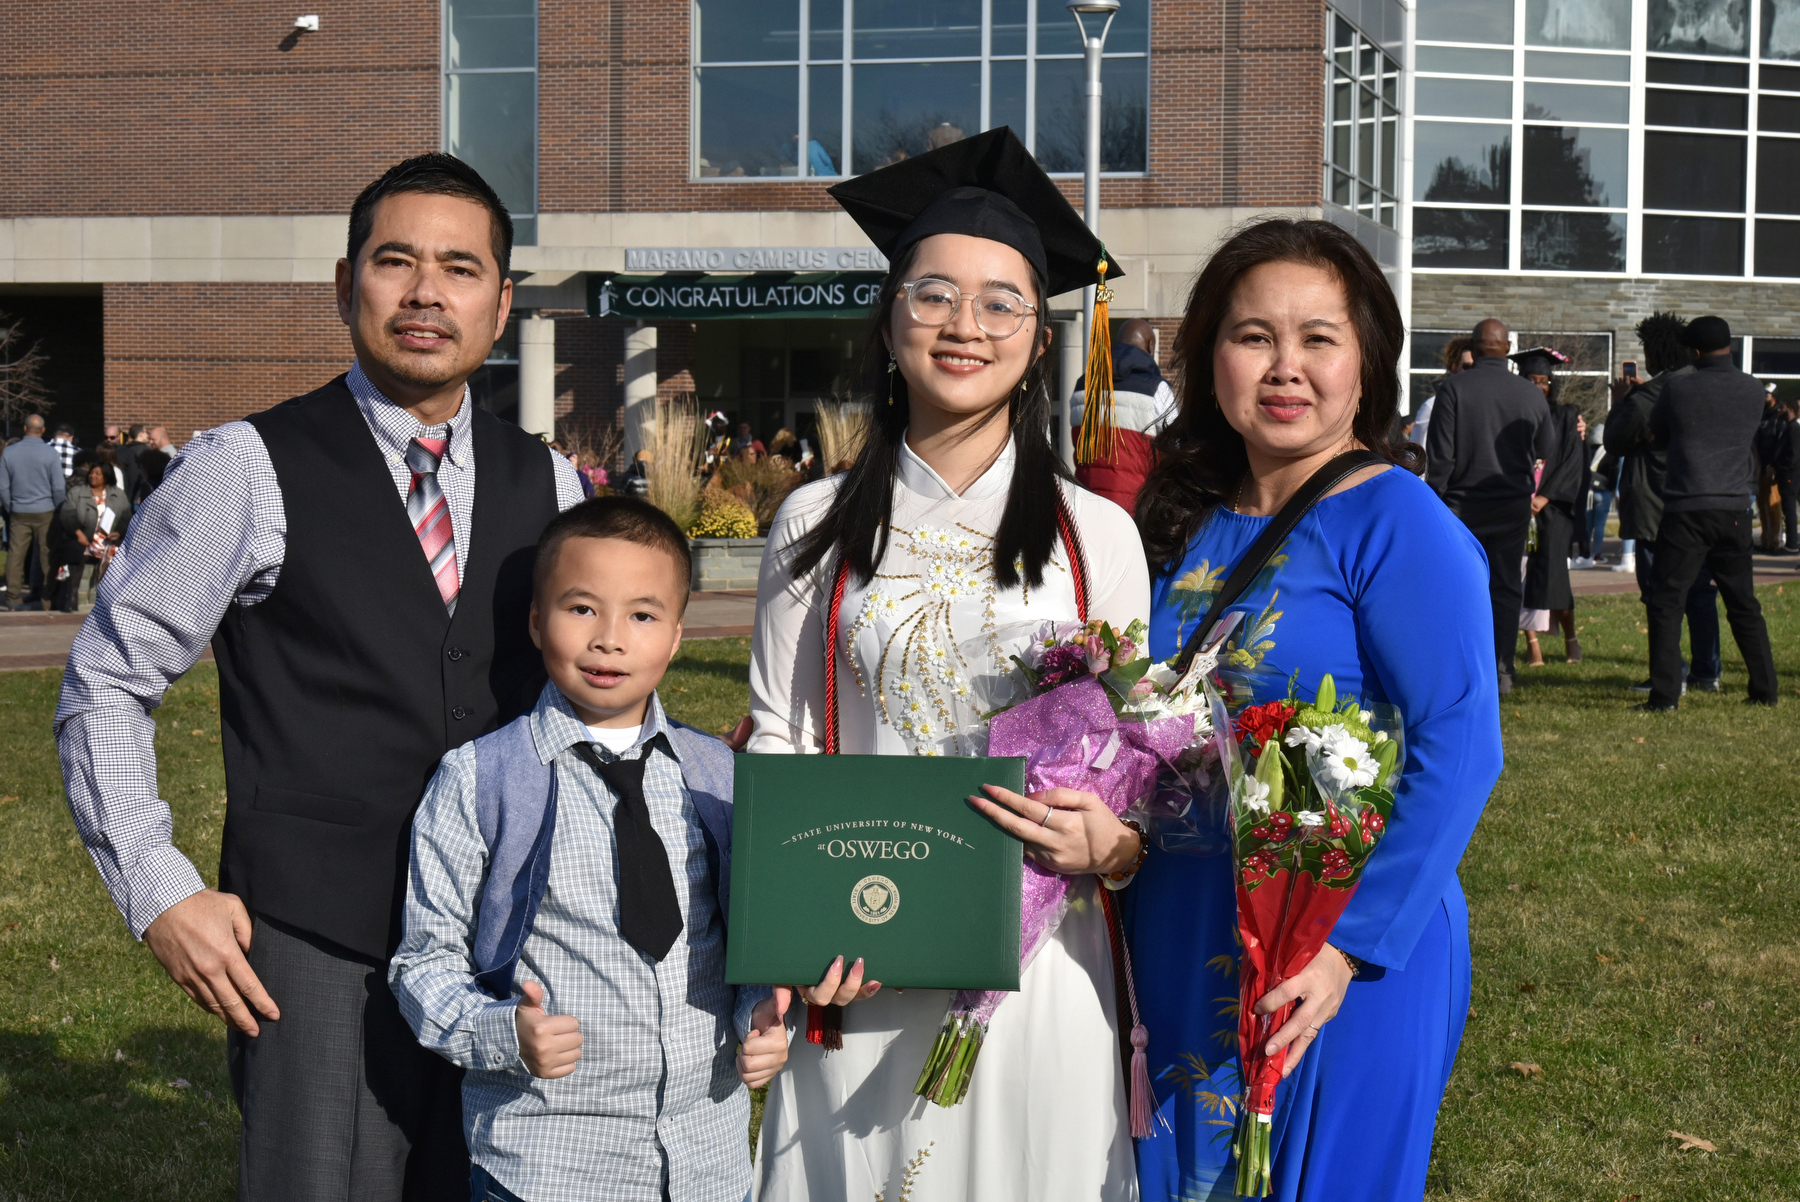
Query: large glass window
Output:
[[1414, 0, 1800, 277], [691, 0, 1149, 179], [1325, 14, 1401, 230], [443, 0, 537, 244]]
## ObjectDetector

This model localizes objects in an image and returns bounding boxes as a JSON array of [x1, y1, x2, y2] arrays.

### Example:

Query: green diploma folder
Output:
[[725, 753, 1026, 990]]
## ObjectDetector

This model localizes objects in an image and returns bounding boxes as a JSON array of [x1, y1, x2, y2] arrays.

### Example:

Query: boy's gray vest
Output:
[[469, 713, 736, 998]]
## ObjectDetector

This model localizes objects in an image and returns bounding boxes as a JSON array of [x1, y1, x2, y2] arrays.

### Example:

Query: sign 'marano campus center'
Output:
[[588, 245, 891, 320]]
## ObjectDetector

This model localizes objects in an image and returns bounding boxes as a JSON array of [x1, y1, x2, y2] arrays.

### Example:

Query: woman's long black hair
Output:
[[1135, 218, 1421, 577], [786, 241, 1069, 590]]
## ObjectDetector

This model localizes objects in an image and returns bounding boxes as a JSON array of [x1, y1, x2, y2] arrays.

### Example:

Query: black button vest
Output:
[[213, 377, 557, 959]]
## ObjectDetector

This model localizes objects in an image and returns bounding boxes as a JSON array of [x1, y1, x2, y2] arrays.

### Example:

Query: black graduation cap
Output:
[[826, 126, 1124, 300], [1509, 346, 1570, 376]]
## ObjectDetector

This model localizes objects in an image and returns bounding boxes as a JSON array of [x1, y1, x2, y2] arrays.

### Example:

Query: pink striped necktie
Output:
[[406, 436, 459, 611]]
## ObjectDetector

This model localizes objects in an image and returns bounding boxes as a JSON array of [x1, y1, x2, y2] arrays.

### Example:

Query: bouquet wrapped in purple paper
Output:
[[912, 619, 1208, 1133]]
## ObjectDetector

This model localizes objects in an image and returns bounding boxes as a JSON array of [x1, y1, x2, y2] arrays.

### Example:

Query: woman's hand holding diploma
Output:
[[798, 955, 882, 1007]]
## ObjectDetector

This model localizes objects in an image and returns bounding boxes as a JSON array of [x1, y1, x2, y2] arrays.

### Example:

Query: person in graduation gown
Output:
[[747, 127, 1148, 1202], [1128, 218, 1504, 1202], [1515, 347, 1585, 665]]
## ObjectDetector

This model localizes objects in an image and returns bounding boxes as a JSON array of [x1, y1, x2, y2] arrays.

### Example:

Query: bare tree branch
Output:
[[0, 311, 50, 428]]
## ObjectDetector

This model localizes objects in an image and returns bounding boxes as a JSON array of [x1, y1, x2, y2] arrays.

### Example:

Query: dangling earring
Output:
[[887, 353, 897, 405]]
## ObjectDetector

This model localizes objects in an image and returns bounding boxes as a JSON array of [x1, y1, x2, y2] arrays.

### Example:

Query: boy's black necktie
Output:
[[572, 737, 683, 963]]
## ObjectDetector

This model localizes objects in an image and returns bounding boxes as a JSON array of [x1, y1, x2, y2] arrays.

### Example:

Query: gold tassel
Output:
[[1075, 256, 1116, 466]]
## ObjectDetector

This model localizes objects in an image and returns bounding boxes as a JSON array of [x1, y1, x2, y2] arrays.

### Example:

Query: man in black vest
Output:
[[1425, 317, 1554, 694], [56, 155, 582, 1200]]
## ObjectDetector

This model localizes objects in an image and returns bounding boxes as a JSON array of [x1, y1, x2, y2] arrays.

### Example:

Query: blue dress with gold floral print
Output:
[[1127, 466, 1503, 1202]]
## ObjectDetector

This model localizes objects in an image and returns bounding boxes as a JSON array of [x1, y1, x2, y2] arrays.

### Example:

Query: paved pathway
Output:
[[8, 553, 1796, 673], [0, 591, 758, 673]]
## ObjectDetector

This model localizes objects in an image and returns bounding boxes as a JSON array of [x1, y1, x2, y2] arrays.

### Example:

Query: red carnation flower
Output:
[[1234, 700, 1298, 751]]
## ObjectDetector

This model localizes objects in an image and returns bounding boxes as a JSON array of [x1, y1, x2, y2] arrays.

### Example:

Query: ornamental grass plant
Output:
[[711, 454, 803, 534], [814, 401, 870, 474], [638, 396, 707, 533]]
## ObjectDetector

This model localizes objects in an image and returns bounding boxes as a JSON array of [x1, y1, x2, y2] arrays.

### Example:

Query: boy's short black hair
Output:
[[534, 496, 692, 611], [347, 153, 514, 277]]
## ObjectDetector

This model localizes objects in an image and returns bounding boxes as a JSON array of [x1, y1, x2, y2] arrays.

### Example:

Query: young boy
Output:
[[390, 496, 790, 1202]]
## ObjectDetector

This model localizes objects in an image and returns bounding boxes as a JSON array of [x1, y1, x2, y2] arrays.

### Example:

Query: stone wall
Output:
[[1412, 274, 1800, 370], [690, 538, 765, 593]]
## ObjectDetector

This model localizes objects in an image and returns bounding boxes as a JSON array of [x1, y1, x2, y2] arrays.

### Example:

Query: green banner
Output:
[[587, 272, 885, 320]]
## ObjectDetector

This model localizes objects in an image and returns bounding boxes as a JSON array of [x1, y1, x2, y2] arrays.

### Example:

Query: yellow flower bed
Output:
[[687, 490, 760, 539]]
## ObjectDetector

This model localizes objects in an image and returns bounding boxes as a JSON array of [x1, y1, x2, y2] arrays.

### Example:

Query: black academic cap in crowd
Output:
[[826, 126, 1124, 299], [1508, 346, 1570, 376], [1682, 314, 1732, 352]]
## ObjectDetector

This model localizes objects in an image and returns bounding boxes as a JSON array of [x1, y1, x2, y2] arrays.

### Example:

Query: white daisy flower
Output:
[[1316, 734, 1378, 792], [1284, 723, 1344, 753], [1296, 811, 1327, 828]]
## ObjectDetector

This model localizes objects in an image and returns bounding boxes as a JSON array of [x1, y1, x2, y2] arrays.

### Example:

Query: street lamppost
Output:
[[1064, 0, 1119, 471]]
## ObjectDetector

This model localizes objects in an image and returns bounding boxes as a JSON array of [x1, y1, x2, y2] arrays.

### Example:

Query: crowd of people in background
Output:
[[0, 418, 178, 611], [1415, 311, 1790, 711]]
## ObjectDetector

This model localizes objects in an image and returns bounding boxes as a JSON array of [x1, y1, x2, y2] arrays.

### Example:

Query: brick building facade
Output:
[[2, 0, 1394, 449]]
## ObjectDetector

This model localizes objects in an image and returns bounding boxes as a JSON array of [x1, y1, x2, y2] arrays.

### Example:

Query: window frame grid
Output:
[[1412, 0, 1800, 280], [441, 0, 539, 238], [1324, 9, 1402, 231], [691, 0, 1150, 182]]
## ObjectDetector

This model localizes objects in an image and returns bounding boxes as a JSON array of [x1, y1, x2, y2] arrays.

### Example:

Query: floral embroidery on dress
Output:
[[844, 521, 1030, 756]]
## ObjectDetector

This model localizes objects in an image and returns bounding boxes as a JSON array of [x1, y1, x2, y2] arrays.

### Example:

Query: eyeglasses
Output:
[[898, 277, 1039, 339]]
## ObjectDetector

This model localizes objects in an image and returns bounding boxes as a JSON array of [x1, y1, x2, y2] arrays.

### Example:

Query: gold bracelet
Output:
[[1104, 818, 1150, 882]]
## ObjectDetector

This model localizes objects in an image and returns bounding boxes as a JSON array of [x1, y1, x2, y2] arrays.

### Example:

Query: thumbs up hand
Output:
[[515, 979, 583, 1079], [736, 986, 792, 1088]]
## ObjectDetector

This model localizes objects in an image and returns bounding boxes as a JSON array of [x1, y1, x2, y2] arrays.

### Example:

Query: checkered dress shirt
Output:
[[54, 362, 585, 938], [390, 685, 764, 1202], [51, 436, 78, 478]]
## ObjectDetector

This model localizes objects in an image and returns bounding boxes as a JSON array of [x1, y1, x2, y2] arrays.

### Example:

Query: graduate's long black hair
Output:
[[785, 241, 1069, 590]]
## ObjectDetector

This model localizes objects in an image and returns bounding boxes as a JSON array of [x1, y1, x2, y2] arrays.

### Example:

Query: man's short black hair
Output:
[[52, 423, 73, 436], [127, 423, 146, 440], [347, 153, 514, 278], [1636, 311, 1689, 377], [534, 496, 692, 612], [1682, 314, 1732, 353]]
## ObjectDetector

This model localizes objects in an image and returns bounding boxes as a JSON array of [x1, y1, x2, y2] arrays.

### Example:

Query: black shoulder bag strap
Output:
[[1172, 450, 1387, 674]]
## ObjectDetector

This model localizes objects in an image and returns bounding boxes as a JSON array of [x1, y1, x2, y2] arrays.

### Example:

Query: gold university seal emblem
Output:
[[850, 874, 900, 925]]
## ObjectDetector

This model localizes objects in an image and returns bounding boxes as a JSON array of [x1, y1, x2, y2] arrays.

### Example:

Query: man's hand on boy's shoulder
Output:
[[516, 980, 583, 1079], [736, 986, 792, 1089]]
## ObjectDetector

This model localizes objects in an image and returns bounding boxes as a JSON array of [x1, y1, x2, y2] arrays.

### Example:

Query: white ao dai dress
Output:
[[747, 438, 1148, 1202]]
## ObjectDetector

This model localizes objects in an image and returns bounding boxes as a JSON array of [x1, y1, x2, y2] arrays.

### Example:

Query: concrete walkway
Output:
[[7, 551, 1797, 673], [0, 590, 758, 673]]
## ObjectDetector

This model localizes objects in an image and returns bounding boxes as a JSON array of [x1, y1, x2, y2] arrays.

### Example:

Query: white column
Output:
[[1057, 318, 1081, 472], [517, 312, 556, 437], [621, 322, 658, 458]]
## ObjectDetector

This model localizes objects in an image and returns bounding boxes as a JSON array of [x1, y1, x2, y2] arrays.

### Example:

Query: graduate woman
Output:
[[1128, 219, 1504, 1201], [747, 128, 1147, 1201]]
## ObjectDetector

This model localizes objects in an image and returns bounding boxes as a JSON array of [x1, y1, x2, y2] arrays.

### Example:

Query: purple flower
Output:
[[1037, 643, 1091, 689]]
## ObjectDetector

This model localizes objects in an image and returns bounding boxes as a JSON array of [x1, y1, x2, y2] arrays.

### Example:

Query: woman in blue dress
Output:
[[1127, 219, 1503, 1201]]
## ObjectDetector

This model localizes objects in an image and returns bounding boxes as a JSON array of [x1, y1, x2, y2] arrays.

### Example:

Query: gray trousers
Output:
[[228, 916, 468, 1201]]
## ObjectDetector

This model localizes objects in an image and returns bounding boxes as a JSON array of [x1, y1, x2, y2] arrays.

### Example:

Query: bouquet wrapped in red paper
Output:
[[1220, 675, 1402, 1197]]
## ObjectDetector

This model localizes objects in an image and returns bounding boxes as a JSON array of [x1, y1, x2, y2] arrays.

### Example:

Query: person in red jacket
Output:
[[1071, 318, 1177, 511]]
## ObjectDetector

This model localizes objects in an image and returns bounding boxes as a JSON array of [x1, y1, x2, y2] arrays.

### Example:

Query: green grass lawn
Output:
[[1, 602, 1796, 1199]]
